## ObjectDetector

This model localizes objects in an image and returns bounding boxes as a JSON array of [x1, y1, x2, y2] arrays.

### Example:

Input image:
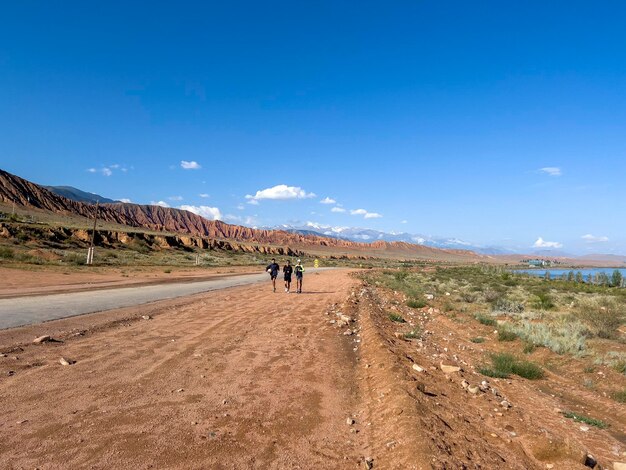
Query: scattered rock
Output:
[[412, 364, 424, 372], [142, 315, 152, 320], [546, 464, 554, 469], [613, 463, 626, 470], [500, 400, 512, 409], [579, 426, 590, 432], [346, 417, 355, 425], [59, 357, 75, 366], [461, 380, 469, 389], [191, 421, 198, 425], [33, 335, 52, 344], [386, 440, 397, 449], [339, 315, 353, 323], [176, 388, 184, 393], [468, 385, 480, 394], [440, 363, 461, 374], [424, 294, 434, 300], [16, 420, 28, 424], [7, 370, 15, 376], [364, 457, 374, 469], [343, 330, 354, 336]]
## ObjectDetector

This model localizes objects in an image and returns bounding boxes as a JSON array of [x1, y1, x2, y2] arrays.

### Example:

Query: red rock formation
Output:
[[0, 168, 482, 261]]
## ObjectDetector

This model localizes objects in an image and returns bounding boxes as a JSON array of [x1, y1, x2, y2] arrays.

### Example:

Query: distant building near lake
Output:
[[522, 259, 560, 267]]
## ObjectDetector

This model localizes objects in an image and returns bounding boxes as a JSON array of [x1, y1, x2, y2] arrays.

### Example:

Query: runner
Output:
[[266, 258, 280, 292], [283, 259, 293, 293], [294, 259, 305, 293]]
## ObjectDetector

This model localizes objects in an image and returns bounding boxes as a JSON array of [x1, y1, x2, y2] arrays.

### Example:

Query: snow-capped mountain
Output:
[[271, 223, 515, 255]]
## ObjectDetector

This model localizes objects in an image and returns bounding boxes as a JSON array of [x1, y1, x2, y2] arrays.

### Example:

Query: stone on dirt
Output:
[[142, 315, 152, 320], [364, 457, 374, 469], [59, 357, 74, 366], [440, 363, 461, 374], [346, 417, 355, 425], [583, 453, 597, 468], [461, 380, 469, 389], [467, 385, 479, 394], [412, 364, 424, 372], [343, 329, 353, 336], [33, 335, 51, 344], [613, 463, 626, 470]]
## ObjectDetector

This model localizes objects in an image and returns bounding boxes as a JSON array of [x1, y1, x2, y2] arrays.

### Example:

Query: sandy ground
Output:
[[2, 268, 625, 469], [0, 270, 367, 469]]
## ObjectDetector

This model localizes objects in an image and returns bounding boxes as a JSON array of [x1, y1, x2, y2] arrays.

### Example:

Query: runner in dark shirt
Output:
[[283, 260, 293, 293], [266, 258, 280, 292], [294, 259, 305, 293]]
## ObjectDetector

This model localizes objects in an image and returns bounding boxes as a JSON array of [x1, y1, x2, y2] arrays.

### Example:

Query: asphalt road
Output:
[[0, 269, 331, 330]]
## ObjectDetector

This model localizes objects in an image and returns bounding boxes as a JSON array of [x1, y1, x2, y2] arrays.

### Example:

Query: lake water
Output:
[[515, 267, 626, 278]]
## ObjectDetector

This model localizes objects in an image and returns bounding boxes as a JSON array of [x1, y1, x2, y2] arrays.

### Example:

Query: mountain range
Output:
[[0, 169, 484, 262], [273, 223, 517, 255]]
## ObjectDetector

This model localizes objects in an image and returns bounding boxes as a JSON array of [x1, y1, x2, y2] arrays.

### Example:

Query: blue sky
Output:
[[1, 1, 625, 254]]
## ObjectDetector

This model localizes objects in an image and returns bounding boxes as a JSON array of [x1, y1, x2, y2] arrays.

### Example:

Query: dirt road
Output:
[[0, 269, 333, 330], [0, 270, 365, 469]]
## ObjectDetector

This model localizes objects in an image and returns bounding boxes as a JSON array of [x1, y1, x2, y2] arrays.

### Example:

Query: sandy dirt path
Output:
[[0, 270, 363, 469]]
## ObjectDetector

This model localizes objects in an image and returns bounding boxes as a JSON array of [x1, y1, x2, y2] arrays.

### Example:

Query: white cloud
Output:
[[168, 195, 183, 201], [533, 237, 563, 249], [539, 167, 562, 177], [245, 184, 316, 202], [86, 164, 129, 176], [401, 220, 408, 224], [151, 201, 170, 208], [181, 160, 201, 170], [582, 234, 609, 243], [179, 205, 222, 220], [350, 208, 382, 219], [236, 204, 245, 210], [331, 206, 346, 213], [198, 193, 210, 198], [320, 197, 336, 204], [247, 199, 259, 205], [119, 198, 132, 203]]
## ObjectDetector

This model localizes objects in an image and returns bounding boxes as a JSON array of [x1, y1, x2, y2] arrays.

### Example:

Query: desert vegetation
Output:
[[365, 265, 626, 402]]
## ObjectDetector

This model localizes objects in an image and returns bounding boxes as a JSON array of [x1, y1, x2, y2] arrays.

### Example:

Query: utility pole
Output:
[[86, 201, 99, 265]]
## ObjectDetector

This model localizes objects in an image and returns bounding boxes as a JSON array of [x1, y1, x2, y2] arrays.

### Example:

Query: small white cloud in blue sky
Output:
[[168, 195, 183, 201], [539, 167, 562, 176], [350, 208, 382, 219], [320, 197, 336, 204], [118, 198, 132, 203], [181, 160, 201, 170], [198, 193, 210, 198], [151, 200, 170, 208], [581, 234, 609, 243], [533, 237, 563, 249], [245, 184, 316, 202], [331, 206, 346, 213], [180, 204, 222, 220]]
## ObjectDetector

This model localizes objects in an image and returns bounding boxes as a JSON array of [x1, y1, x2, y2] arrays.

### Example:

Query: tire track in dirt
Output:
[[0, 270, 364, 469]]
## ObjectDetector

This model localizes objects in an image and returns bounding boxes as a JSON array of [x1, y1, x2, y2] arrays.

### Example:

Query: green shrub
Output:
[[613, 389, 626, 403], [561, 411, 607, 429], [510, 320, 586, 355], [470, 337, 486, 343], [498, 328, 518, 342], [406, 299, 426, 309], [64, 252, 86, 266], [480, 352, 544, 380], [0, 246, 14, 259], [475, 314, 497, 326], [388, 313, 405, 323], [404, 328, 421, 339], [574, 297, 625, 339], [532, 292, 555, 310]]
